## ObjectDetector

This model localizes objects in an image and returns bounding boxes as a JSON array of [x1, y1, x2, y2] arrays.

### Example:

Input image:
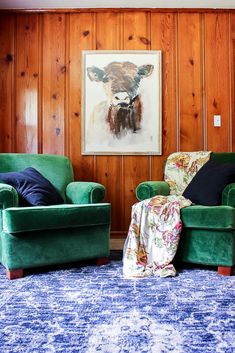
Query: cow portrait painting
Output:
[[82, 51, 162, 155]]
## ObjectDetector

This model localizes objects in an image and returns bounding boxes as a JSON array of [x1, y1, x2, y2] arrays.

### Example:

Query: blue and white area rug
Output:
[[0, 254, 234, 353]]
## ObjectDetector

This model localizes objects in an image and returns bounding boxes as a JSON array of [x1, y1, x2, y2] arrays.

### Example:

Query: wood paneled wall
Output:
[[0, 10, 235, 237]]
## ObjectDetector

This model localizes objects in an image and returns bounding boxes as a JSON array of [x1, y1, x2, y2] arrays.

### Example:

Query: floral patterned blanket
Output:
[[123, 151, 211, 278]]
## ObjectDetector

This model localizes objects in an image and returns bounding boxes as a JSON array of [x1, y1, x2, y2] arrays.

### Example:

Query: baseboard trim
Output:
[[110, 238, 125, 250], [110, 231, 127, 238], [110, 231, 126, 250]]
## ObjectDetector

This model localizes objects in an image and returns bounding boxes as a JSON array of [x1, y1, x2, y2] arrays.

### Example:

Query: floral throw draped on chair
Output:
[[123, 151, 211, 278]]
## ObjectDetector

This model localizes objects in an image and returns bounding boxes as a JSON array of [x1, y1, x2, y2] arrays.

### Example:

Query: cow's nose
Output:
[[112, 92, 130, 106]]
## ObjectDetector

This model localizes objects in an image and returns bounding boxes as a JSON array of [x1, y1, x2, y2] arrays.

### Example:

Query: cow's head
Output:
[[87, 61, 154, 109]]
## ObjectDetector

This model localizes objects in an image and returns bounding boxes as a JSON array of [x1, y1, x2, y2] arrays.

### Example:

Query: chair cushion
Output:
[[0, 167, 64, 206], [183, 160, 235, 206], [181, 205, 235, 230], [3, 203, 111, 233]]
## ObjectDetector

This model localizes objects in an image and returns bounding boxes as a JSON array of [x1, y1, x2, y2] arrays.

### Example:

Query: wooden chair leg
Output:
[[96, 257, 109, 266], [6, 269, 24, 280], [218, 266, 232, 276]]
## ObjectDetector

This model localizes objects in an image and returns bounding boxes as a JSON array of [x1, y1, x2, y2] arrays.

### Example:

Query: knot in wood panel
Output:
[[60, 65, 66, 74], [5, 54, 13, 63], [83, 30, 90, 37], [213, 99, 218, 109], [189, 58, 194, 66], [140, 37, 151, 45], [96, 41, 102, 50]]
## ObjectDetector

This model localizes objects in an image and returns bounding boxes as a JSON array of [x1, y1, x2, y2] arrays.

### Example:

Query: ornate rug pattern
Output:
[[0, 257, 234, 353]]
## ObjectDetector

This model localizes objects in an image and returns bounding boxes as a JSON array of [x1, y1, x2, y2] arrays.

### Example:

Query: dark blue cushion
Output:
[[183, 160, 235, 206], [0, 167, 64, 206]]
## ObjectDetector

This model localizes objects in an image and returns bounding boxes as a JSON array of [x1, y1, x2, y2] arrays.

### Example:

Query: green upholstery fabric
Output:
[[66, 182, 105, 204], [136, 152, 235, 269], [0, 153, 111, 274], [210, 152, 235, 163], [222, 183, 235, 208], [3, 204, 110, 233], [181, 205, 235, 230], [136, 181, 170, 201], [1, 225, 110, 270], [0, 183, 19, 209], [176, 229, 235, 267], [0, 153, 74, 201]]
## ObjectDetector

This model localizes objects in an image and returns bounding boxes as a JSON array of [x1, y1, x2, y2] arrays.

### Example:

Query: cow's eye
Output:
[[115, 96, 120, 100], [124, 97, 129, 100]]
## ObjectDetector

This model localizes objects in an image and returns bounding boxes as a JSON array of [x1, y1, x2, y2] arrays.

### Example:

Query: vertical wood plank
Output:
[[178, 13, 204, 151], [15, 14, 39, 153], [95, 12, 123, 232], [123, 11, 150, 230], [42, 14, 66, 155], [232, 39, 235, 152], [205, 13, 230, 152], [69, 13, 94, 180], [231, 14, 235, 152], [0, 14, 14, 152], [151, 13, 177, 180], [231, 13, 235, 39]]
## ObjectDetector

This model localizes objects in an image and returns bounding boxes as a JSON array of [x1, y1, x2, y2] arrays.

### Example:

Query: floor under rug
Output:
[[0, 252, 234, 353]]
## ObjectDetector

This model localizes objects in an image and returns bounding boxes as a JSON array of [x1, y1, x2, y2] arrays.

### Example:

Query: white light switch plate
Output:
[[214, 115, 221, 127]]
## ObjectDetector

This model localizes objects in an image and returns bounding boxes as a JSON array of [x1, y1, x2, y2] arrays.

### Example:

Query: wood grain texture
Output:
[[205, 13, 230, 152], [150, 13, 177, 180], [95, 12, 123, 230], [178, 13, 204, 151], [0, 14, 14, 152], [123, 12, 150, 229], [230, 13, 235, 39], [42, 14, 66, 155], [231, 14, 235, 152], [232, 39, 235, 152], [15, 14, 39, 153], [68, 13, 95, 180], [123, 11, 150, 49]]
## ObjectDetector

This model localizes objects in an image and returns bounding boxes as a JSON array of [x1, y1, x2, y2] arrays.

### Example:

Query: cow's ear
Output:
[[87, 66, 107, 82], [137, 64, 154, 78]]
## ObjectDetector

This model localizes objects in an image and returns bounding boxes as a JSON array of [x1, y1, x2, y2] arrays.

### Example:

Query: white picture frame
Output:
[[82, 50, 162, 155]]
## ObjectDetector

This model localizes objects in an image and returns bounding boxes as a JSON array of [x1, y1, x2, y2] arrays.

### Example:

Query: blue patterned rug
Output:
[[0, 253, 234, 353]]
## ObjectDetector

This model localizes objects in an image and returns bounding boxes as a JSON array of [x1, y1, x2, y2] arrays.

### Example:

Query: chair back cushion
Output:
[[0, 154, 74, 201], [211, 152, 235, 164]]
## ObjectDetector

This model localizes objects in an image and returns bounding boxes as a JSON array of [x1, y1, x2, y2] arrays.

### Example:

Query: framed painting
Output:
[[82, 50, 162, 155]]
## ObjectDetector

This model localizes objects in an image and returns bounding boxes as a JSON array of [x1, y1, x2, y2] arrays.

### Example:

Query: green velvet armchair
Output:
[[0, 153, 111, 279], [136, 153, 235, 276]]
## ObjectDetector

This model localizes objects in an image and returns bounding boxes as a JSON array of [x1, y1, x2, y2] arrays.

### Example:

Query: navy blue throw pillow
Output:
[[183, 160, 235, 206], [0, 167, 64, 206]]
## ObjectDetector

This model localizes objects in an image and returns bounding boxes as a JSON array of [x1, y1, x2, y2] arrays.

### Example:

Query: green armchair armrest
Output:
[[66, 182, 105, 204], [0, 183, 19, 209], [136, 181, 170, 201], [222, 183, 235, 208]]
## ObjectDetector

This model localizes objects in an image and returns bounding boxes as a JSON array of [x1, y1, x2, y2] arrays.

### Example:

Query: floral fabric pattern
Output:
[[123, 151, 211, 278], [164, 151, 211, 195]]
